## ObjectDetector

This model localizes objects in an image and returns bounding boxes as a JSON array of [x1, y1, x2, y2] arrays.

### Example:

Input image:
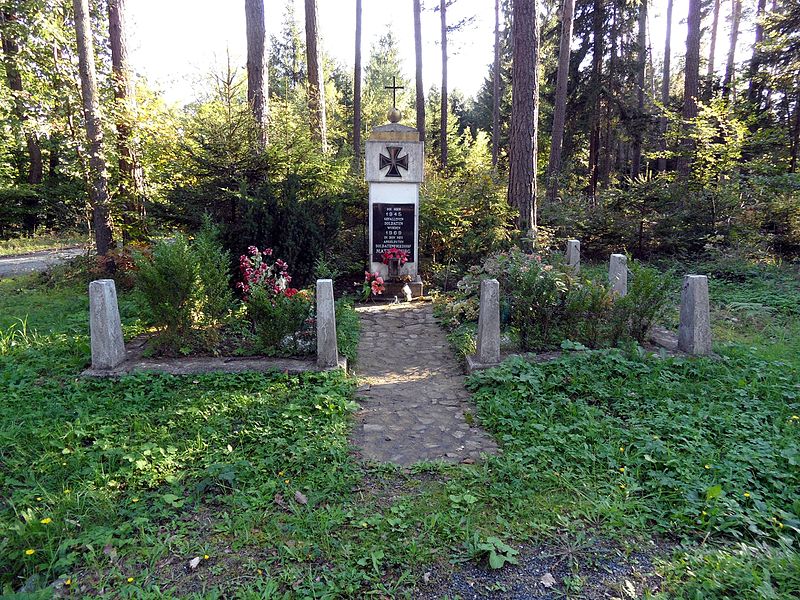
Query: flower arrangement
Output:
[[381, 247, 409, 266], [361, 271, 385, 301], [237, 246, 298, 299]]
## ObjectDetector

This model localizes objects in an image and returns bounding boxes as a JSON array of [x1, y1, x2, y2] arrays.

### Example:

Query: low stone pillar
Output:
[[316, 279, 339, 369], [566, 239, 581, 273], [89, 279, 126, 370], [678, 275, 712, 355], [609, 254, 628, 297], [467, 279, 500, 371]]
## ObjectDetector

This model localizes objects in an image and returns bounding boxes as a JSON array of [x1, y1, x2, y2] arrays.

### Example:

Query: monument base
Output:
[[383, 280, 423, 299]]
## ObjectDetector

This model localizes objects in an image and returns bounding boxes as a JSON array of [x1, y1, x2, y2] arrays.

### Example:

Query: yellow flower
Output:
[[25, 549, 35, 555], [619, 467, 625, 472], [131, 498, 139, 503], [257, 569, 263, 576], [619, 484, 626, 489], [284, 479, 290, 484], [619, 447, 624, 453], [65, 578, 72, 586], [702, 511, 707, 516], [791, 415, 799, 421], [40, 518, 52, 524], [704, 465, 711, 470], [744, 492, 751, 498], [36, 497, 42, 501], [64, 489, 71, 494], [278, 471, 284, 476], [203, 554, 209, 560], [127, 577, 134, 583], [779, 522, 784, 528]]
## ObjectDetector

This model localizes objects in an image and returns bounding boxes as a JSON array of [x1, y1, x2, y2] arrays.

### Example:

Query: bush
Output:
[[247, 287, 312, 354], [134, 223, 233, 353], [135, 234, 198, 347], [441, 250, 672, 352]]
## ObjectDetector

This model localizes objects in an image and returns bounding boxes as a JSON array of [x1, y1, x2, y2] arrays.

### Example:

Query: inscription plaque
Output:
[[372, 203, 415, 262]]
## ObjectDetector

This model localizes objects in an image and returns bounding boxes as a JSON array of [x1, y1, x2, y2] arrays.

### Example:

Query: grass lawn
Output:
[[1, 259, 799, 598], [0, 232, 88, 257]]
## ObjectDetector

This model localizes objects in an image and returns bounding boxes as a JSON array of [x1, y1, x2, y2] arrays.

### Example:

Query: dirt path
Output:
[[0, 247, 86, 279], [350, 302, 498, 466]]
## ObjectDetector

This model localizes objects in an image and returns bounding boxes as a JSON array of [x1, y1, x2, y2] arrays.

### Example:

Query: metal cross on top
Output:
[[384, 76, 404, 108]]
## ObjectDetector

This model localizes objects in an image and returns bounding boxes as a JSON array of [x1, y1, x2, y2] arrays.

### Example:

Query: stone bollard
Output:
[[316, 279, 339, 369], [89, 279, 126, 370], [677, 275, 712, 355], [467, 279, 501, 371], [566, 239, 581, 273], [609, 254, 628, 297]]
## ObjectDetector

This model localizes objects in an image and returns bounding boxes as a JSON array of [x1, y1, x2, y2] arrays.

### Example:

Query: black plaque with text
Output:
[[372, 203, 415, 262]]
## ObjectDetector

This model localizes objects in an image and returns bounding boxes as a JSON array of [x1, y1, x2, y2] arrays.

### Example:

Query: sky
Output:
[[127, 0, 758, 107]]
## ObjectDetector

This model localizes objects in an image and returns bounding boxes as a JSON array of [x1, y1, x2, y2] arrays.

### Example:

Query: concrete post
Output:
[[475, 278, 501, 365], [566, 239, 581, 273], [678, 275, 712, 355], [89, 279, 126, 370], [609, 254, 628, 297], [316, 279, 339, 369]]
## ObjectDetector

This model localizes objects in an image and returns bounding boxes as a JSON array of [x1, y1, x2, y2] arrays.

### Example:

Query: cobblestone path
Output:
[[350, 302, 498, 466]]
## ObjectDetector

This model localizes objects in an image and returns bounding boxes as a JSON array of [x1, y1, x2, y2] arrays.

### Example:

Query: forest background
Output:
[[0, 0, 798, 285]]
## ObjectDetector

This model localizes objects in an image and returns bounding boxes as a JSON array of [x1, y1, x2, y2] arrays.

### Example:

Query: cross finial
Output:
[[384, 76, 404, 108]]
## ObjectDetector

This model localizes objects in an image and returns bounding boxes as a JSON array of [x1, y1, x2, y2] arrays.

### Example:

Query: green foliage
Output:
[[440, 250, 671, 352], [247, 288, 312, 354], [134, 234, 198, 346], [135, 228, 233, 352], [193, 216, 234, 327], [335, 297, 360, 364]]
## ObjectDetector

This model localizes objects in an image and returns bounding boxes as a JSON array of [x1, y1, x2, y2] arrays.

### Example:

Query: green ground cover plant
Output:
[[1, 257, 799, 598]]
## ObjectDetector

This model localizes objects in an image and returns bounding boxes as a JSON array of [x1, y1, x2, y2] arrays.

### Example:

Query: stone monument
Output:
[[365, 78, 424, 298]]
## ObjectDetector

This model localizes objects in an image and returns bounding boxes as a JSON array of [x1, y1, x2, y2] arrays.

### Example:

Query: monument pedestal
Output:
[[366, 122, 424, 298]]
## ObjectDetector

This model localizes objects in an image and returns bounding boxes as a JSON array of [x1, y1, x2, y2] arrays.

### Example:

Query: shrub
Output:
[[247, 287, 312, 354], [194, 216, 233, 326], [609, 261, 673, 344], [135, 234, 198, 347]]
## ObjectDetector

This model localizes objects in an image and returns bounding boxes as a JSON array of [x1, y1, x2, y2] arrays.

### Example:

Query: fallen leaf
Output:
[[273, 493, 287, 508], [294, 491, 308, 505], [103, 544, 117, 562], [541, 572, 556, 588], [188, 556, 201, 571]]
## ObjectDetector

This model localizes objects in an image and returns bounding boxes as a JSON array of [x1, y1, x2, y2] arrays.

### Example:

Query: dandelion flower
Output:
[[744, 492, 751, 498], [619, 467, 625, 472], [25, 549, 35, 555], [131, 498, 139, 503], [704, 465, 711, 470], [203, 554, 209, 560], [127, 577, 134, 583], [619, 447, 624, 453], [40, 518, 52, 524], [36, 497, 42, 501], [284, 479, 290, 484], [65, 579, 72, 586]]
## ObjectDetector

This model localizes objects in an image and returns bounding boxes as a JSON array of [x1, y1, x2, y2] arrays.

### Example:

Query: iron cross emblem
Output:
[[379, 146, 409, 178]]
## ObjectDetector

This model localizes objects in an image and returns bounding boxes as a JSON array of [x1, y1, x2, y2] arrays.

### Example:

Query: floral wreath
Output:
[[381, 247, 409, 266]]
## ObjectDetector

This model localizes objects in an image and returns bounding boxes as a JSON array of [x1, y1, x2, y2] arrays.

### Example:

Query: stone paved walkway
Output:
[[350, 302, 498, 466]]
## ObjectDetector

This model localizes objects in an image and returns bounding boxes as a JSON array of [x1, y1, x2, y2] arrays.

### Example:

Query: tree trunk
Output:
[[109, 0, 145, 242], [722, 0, 741, 101], [792, 77, 800, 173], [507, 0, 540, 235], [678, 0, 701, 176], [353, 0, 362, 172], [245, 0, 269, 149], [631, 0, 647, 178], [587, 0, 603, 197], [747, 0, 767, 106], [0, 10, 42, 232], [546, 0, 574, 200], [705, 0, 720, 99], [305, 0, 327, 152], [73, 0, 113, 255], [440, 0, 448, 167], [413, 0, 425, 142], [491, 0, 502, 167], [658, 0, 673, 172]]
